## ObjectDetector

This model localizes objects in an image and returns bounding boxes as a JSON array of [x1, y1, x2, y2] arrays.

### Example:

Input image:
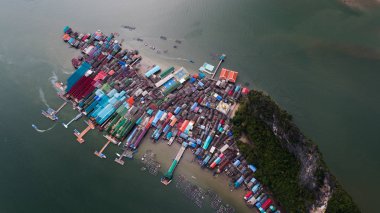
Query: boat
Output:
[[121, 25, 136, 30]]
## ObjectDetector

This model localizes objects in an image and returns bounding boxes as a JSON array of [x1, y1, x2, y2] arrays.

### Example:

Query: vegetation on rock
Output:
[[232, 91, 360, 212]]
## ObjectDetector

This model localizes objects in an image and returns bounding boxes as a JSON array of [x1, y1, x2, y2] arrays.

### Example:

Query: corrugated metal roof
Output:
[[155, 74, 174, 88], [145, 65, 161, 78]]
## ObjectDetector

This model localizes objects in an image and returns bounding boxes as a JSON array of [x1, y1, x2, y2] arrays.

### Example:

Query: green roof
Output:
[[160, 66, 175, 79]]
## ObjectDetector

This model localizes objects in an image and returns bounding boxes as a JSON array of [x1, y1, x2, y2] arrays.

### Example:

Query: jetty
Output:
[[62, 113, 82, 128], [161, 142, 188, 185], [41, 101, 67, 121], [211, 54, 226, 79], [74, 120, 95, 143], [94, 135, 119, 158]]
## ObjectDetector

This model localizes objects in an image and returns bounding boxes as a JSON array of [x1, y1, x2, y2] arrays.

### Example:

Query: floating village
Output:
[[41, 26, 281, 213]]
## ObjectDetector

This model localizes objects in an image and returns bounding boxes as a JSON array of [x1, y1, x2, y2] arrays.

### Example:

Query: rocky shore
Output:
[[232, 90, 360, 212]]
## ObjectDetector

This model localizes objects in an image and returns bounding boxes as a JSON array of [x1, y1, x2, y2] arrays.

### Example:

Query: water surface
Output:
[[0, 0, 379, 212]]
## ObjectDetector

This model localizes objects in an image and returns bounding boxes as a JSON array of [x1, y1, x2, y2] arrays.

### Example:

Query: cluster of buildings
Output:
[[56, 26, 281, 212]]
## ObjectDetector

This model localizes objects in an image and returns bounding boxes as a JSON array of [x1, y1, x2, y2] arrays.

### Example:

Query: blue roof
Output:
[[66, 62, 91, 92], [145, 65, 160, 78], [63, 26, 70, 33], [248, 165, 257, 172], [162, 78, 176, 90]]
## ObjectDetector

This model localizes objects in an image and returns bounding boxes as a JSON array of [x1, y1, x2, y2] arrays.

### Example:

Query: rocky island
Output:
[[233, 91, 360, 212]]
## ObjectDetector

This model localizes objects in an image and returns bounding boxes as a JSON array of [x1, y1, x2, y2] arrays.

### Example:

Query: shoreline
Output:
[[124, 41, 252, 212], [58, 26, 274, 213], [113, 44, 253, 211], [135, 136, 254, 213]]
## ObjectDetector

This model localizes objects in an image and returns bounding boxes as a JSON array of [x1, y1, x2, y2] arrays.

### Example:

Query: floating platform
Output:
[[41, 108, 58, 121], [114, 149, 135, 165], [94, 151, 107, 159], [199, 62, 215, 75], [160, 177, 172, 185]]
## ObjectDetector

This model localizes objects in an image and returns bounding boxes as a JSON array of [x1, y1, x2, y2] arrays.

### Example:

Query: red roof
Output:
[[62, 34, 71, 41], [219, 68, 229, 80], [227, 70, 238, 83], [108, 70, 115, 75], [244, 191, 253, 200], [94, 71, 107, 81], [261, 198, 273, 210], [242, 87, 250, 95], [82, 34, 90, 41], [180, 120, 190, 132], [219, 68, 238, 83], [127, 96, 134, 105]]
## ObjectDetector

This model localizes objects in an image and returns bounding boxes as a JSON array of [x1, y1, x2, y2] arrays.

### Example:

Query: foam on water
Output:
[[32, 123, 56, 133], [38, 88, 50, 108]]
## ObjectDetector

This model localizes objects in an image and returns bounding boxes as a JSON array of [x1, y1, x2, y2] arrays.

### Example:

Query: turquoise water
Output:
[[0, 0, 379, 212]]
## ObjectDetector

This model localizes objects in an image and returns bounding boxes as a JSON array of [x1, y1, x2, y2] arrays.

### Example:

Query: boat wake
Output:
[[39, 88, 50, 108], [48, 71, 63, 92], [61, 68, 73, 75], [32, 123, 56, 133], [49, 71, 58, 84]]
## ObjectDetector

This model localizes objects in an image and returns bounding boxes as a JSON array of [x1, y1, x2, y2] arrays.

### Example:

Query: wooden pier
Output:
[[211, 54, 226, 79], [55, 101, 67, 114], [74, 120, 95, 143], [62, 113, 82, 128], [94, 135, 119, 159], [41, 101, 67, 121]]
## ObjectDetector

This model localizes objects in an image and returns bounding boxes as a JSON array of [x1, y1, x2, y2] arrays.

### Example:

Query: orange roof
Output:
[[180, 120, 190, 132], [62, 34, 71, 41], [94, 71, 107, 81], [127, 96, 134, 105], [227, 70, 238, 83], [219, 68, 229, 80], [170, 118, 177, 127], [108, 70, 115, 75]]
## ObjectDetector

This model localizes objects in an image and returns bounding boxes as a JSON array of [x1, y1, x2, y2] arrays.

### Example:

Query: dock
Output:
[[114, 149, 134, 165], [211, 54, 226, 79], [94, 135, 119, 159], [94, 140, 111, 159], [62, 113, 82, 128], [161, 142, 188, 185], [55, 101, 68, 114], [74, 120, 95, 143], [41, 101, 67, 121]]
